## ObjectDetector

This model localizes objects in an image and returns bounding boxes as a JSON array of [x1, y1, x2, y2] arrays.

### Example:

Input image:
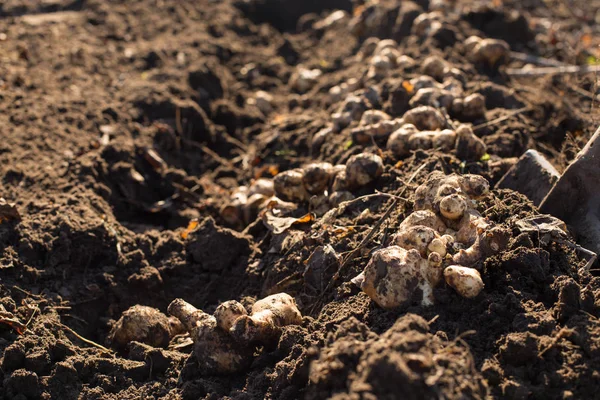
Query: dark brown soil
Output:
[[1, 1, 600, 399]]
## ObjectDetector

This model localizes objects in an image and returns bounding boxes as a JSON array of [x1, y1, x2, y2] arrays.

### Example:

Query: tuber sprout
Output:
[[453, 226, 510, 267]]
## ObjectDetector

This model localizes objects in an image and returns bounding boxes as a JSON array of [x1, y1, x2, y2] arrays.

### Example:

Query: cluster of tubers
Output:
[[109, 294, 302, 375], [354, 172, 510, 308], [168, 293, 301, 373], [220, 178, 276, 228], [269, 153, 383, 209], [347, 105, 486, 161], [465, 36, 510, 67]]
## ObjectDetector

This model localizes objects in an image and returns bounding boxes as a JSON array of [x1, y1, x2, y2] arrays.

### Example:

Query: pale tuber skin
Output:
[[456, 172, 490, 199], [410, 76, 439, 91], [302, 162, 334, 195], [292, 67, 322, 93], [332, 95, 366, 132], [412, 12, 444, 37], [351, 118, 404, 144], [444, 265, 484, 298], [248, 178, 275, 197], [214, 301, 248, 332], [358, 171, 505, 307], [399, 210, 447, 233], [360, 110, 391, 126], [471, 38, 510, 67], [274, 169, 309, 203], [464, 36, 482, 53], [392, 225, 440, 258], [168, 299, 254, 374], [108, 305, 177, 350], [359, 246, 441, 308], [439, 193, 468, 220], [428, 235, 453, 257], [387, 124, 419, 158], [403, 106, 447, 131], [330, 164, 349, 192], [345, 153, 384, 189], [408, 129, 457, 153], [413, 171, 489, 214], [230, 293, 302, 344], [461, 93, 486, 120], [409, 87, 456, 110], [454, 209, 489, 245]]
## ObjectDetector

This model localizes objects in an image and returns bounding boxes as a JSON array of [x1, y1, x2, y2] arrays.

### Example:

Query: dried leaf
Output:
[[402, 80, 414, 94], [261, 211, 315, 234], [0, 198, 21, 223], [181, 218, 199, 239], [0, 311, 26, 334]]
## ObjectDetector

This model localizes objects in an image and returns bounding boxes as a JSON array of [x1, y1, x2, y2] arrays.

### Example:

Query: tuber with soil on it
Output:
[[168, 299, 254, 374], [108, 305, 184, 351], [357, 246, 443, 308], [167, 293, 302, 373], [230, 293, 302, 344], [354, 172, 509, 307], [444, 265, 484, 298]]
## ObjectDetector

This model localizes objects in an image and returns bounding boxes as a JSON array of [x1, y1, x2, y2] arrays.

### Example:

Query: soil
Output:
[[1, 0, 600, 399]]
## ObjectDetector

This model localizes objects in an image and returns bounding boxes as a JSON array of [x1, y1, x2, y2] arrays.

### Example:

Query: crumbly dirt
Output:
[[1, 1, 600, 399]]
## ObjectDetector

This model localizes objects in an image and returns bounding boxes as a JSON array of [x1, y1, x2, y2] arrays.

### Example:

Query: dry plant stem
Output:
[[319, 163, 430, 298], [58, 323, 114, 355], [553, 238, 597, 272], [509, 51, 567, 67], [473, 107, 531, 131], [506, 64, 600, 77]]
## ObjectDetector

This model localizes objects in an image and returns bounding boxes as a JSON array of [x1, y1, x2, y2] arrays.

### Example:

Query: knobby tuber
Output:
[[167, 293, 302, 374], [354, 172, 509, 307], [230, 293, 302, 344], [359, 246, 442, 308], [168, 299, 253, 374], [108, 305, 183, 351]]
